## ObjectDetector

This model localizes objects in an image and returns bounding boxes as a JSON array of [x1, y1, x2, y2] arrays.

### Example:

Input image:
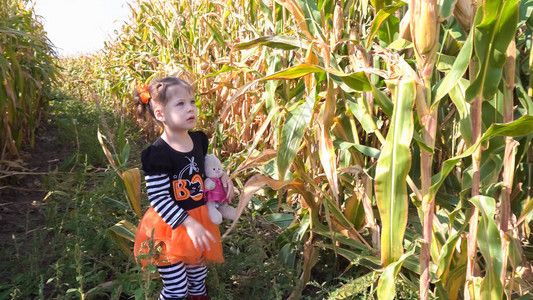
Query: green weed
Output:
[[0, 90, 147, 298], [207, 215, 299, 299]]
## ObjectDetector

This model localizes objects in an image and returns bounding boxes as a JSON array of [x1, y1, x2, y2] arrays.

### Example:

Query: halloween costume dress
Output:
[[134, 131, 223, 267]]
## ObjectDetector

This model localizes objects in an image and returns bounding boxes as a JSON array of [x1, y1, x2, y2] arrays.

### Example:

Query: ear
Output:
[[153, 106, 165, 123]]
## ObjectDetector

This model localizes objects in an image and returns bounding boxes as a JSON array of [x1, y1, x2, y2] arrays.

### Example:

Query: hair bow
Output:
[[136, 84, 151, 104]]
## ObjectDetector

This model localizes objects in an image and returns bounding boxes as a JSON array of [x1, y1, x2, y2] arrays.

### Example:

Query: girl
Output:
[[133, 77, 233, 300]]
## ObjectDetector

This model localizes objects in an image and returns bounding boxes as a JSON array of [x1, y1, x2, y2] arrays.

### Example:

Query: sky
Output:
[[33, 0, 133, 56]]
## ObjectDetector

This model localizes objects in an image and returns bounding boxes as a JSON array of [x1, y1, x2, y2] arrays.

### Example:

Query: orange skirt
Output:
[[134, 205, 224, 267]]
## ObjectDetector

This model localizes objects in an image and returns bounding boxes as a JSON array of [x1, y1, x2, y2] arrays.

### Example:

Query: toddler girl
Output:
[[133, 77, 233, 300]]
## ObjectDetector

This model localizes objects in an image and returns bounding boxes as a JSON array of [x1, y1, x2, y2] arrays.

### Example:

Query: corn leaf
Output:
[[469, 196, 504, 299], [261, 63, 322, 80], [439, 0, 461, 21], [294, 0, 322, 38], [231, 149, 277, 177], [97, 129, 119, 173], [233, 35, 305, 50], [328, 272, 380, 298], [274, 0, 313, 39], [260, 63, 371, 91], [366, 1, 406, 48], [318, 81, 339, 200], [223, 174, 316, 237], [433, 31, 473, 107], [517, 196, 533, 226], [446, 262, 467, 300], [377, 243, 417, 300], [430, 115, 533, 199], [437, 221, 468, 288], [375, 79, 415, 266], [344, 194, 366, 229], [337, 141, 381, 158], [313, 228, 370, 252], [372, 83, 394, 117], [247, 106, 281, 166], [519, 0, 533, 25], [107, 220, 138, 256], [346, 93, 378, 134], [278, 88, 316, 179], [506, 233, 523, 270], [515, 80, 533, 114], [265, 53, 282, 111], [448, 79, 473, 145], [122, 168, 142, 219], [465, 0, 519, 101], [437, 232, 461, 279]]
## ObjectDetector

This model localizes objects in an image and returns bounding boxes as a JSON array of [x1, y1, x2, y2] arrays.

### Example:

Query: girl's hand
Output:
[[182, 216, 215, 251], [221, 172, 234, 202]]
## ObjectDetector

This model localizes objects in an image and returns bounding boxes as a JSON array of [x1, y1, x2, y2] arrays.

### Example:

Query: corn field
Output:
[[7, 0, 533, 298], [0, 0, 56, 159]]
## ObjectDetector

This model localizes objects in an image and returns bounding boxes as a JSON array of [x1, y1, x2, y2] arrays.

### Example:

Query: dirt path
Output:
[[0, 121, 70, 265]]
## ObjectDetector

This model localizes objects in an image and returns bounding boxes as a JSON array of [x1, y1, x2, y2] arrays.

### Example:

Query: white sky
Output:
[[33, 0, 133, 56]]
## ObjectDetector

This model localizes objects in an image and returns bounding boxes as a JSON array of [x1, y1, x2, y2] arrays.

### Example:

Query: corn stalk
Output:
[[0, 0, 56, 160], [462, 1, 519, 298], [406, 0, 439, 298], [57, 0, 533, 298]]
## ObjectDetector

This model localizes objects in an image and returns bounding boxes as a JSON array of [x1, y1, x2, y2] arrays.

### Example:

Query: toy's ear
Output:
[[205, 154, 215, 166]]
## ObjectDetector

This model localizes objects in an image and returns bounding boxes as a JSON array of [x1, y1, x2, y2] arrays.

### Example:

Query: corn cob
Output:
[[410, 0, 438, 57], [454, 0, 477, 33]]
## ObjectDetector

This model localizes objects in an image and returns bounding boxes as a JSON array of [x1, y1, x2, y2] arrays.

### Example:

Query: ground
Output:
[[0, 121, 70, 272]]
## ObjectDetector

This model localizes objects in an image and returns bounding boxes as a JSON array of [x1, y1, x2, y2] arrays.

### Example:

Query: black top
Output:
[[141, 131, 208, 212]]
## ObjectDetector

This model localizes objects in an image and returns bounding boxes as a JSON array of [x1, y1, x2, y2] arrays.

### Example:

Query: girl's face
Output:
[[154, 85, 197, 132]]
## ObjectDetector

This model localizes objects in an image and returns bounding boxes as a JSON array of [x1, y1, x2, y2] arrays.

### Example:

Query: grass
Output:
[[0, 95, 146, 299], [208, 215, 300, 299]]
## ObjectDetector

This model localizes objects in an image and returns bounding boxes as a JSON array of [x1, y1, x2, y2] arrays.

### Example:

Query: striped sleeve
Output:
[[145, 174, 189, 229]]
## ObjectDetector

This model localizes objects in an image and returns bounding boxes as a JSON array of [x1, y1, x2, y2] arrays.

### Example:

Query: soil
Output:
[[0, 121, 71, 258]]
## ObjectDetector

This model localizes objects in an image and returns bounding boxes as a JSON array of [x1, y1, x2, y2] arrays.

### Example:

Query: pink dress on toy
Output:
[[205, 178, 229, 203]]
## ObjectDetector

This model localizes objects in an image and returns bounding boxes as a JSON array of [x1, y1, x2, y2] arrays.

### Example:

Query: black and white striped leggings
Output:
[[157, 262, 208, 299]]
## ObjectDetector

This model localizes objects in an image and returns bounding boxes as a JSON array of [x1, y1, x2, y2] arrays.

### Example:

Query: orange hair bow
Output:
[[136, 84, 151, 104]]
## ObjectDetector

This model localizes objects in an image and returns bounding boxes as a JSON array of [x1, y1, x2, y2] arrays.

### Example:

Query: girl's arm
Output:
[[145, 174, 188, 228]]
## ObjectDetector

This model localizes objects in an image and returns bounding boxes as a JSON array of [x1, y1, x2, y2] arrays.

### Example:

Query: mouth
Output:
[[187, 116, 196, 122]]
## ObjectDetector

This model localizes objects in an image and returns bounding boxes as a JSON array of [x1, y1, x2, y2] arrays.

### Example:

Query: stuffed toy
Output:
[[204, 154, 237, 224]]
